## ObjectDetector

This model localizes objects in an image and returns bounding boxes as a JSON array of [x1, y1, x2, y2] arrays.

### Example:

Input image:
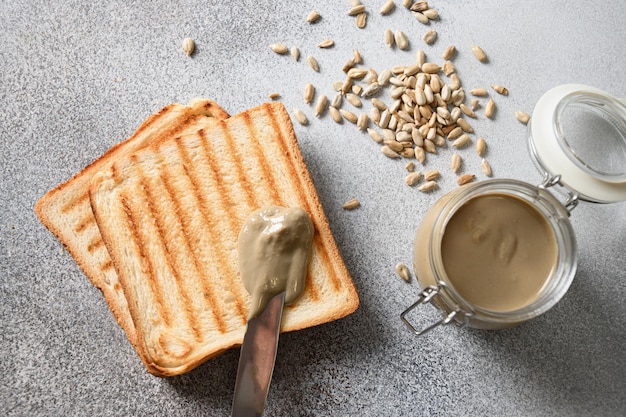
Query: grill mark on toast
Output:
[[119, 192, 172, 328], [86, 236, 105, 253], [178, 132, 247, 324], [61, 192, 90, 214], [136, 160, 204, 343], [242, 111, 283, 205], [217, 120, 259, 209], [159, 140, 229, 335], [73, 213, 96, 234]]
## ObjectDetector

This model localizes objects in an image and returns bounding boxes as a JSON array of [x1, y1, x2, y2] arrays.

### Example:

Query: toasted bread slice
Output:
[[89, 102, 359, 376], [34, 99, 230, 347]]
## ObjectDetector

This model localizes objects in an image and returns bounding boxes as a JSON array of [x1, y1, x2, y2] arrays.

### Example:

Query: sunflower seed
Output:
[[368, 128, 383, 143], [348, 67, 368, 79], [442, 45, 456, 60], [485, 98, 496, 118], [357, 113, 369, 131], [490, 84, 509, 95], [268, 92, 280, 100], [452, 134, 471, 148], [460, 103, 476, 118], [423, 29, 437, 45], [307, 10, 321, 23], [443, 60, 455, 76], [450, 153, 462, 173], [342, 198, 361, 210], [331, 92, 343, 108], [182, 37, 195, 56], [290, 47, 300, 62], [411, 1, 429, 12], [380, 0, 395, 15], [395, 262, 412, 282], [405, 171, 423, 186], [472, 45, 488, 62], [384, 29, 395, 48], [356, 12, 367, 28], [384, 139, 404, 152], [318, 39, 334, 48], [329, 106, 342, 123], [405, 161, 416, 172], [395, 30, 409, 50], [341, 76, 353, 94], [423, 138, 437, 153], [315, 95, 328, 117], [415, 146, 426, 164], [421, 63, 440, 74], [372, 98, 388, 111], [481, 158, 493, 177], [293, 108, 308, 125], [457, 173, 475, 186], [469, 88, 488, 97], [424, 169, 440, 181], [476, 137, 487, 156], [416, 49, 426, 67], [412, 11, 429, 24], [269, 43, 289, 54], [381, 145, 401, 158], [307, 55, 320, 72], [340, 109, 358, 124], [515, 111, 531, 124], [362, 82, 381, 98], [423, 8, 439, 19], [304, 83, 315, 104], [418, 181, 438, 192], [346, 93, 363, 107], [456, 118, 473, 133], [348, 5, 366, 15], [470, 99, 480, 110]]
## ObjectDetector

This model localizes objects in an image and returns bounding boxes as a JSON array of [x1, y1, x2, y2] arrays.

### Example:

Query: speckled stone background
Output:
[[2, 1, 625, 416]]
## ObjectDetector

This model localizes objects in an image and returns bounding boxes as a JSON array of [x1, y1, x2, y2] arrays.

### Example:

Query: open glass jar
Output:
[[402, 84, 626, 335]]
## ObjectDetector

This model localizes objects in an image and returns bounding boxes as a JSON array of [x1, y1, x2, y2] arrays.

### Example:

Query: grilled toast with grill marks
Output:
[[89, 101, 359, 376], [34, 99, 230, 347]]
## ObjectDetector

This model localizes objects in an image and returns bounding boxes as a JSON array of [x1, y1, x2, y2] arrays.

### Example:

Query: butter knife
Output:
[[231, 291, 286, 417]]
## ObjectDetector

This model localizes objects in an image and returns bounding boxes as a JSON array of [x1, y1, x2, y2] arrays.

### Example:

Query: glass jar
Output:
[[402, 84, 626, 335]]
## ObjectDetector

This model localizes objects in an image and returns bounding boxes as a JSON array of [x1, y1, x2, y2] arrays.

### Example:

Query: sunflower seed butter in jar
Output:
[[402, 85, 626, 335]]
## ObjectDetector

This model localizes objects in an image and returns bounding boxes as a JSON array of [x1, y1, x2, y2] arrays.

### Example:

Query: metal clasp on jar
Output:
[[401, 283, 472, 336], [538, 173, 579, 215]]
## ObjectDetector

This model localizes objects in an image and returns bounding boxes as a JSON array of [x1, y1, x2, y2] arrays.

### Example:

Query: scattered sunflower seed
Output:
[[418, 181, 438, 192], [405, 171, 423, 186], [476, 137, 487, 156], [411, 1, 429, 12], [423, 8, 439, 20], [380, 0, 395, 15], [315, 95, 328, 117], [329, 106, 343, 123], [346, 93, 363, 107], [442, 45, 456, 60], [304, 83, 315, 104], [357, 113, 369, 131], [412, 11, 429, 24], [470, 99, 480, 110], [307, 10, 321, 23], [340, 109, 358, 124], [354, 49, 363, 64], [356, 12, 367, 28], [307, 55, 320, 72], [182, 37, 195, 56], [490, 84, 509, 95], [395, 30, 409, 50], [481, 159, 493, 177], [424, 170, 440, 181], [348, 67, 368, 79], [515, 111, 531, 124], [269, 43, 289, 54], [421, 62, 440, 74], [368, 128, 383, 143], [452, 134, 471, 148], [318, 39, 334, 48], [291, 46, 300, 61], [381, 145, 401, 158], [471, 45, 488, 62], [469, 88, 488, 96], [395, 262, 412, 282], [384, 29, 395, 47], [423, 30, 437, 45], [485, 98, 496, 118], [268, 92, 280, 100], [450, 153, 462, 173], [342, 198, 361, 210], [457, 173, 475, 186], [405, 161, 416, 172], [460, 103, 476, 118], [348, 5, 366, 15], [293, 108, 308, 125]]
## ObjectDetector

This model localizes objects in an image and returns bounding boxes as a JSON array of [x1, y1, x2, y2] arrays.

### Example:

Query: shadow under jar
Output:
[[402, 84, 626, 334]]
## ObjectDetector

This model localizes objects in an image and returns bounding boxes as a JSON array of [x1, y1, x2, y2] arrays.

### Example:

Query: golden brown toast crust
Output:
[[90, 102, 359, 376], [34, 99, 230, 348]]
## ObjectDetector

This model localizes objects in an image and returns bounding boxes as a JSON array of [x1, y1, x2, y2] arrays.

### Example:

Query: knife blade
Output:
[[231, 291, 286, 417]]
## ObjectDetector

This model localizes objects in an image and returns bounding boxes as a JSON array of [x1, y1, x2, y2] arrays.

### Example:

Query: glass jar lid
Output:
[[528, 84, 626, 203]]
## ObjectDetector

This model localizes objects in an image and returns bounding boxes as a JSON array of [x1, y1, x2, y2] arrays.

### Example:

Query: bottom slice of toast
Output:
[[89, 101, 360, 376]]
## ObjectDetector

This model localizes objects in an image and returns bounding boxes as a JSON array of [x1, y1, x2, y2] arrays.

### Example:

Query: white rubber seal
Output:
[[530, 84, 626, 203]]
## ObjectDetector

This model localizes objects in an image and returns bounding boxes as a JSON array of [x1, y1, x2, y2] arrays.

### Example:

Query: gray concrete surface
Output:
[[2, 1, 625, 416]]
